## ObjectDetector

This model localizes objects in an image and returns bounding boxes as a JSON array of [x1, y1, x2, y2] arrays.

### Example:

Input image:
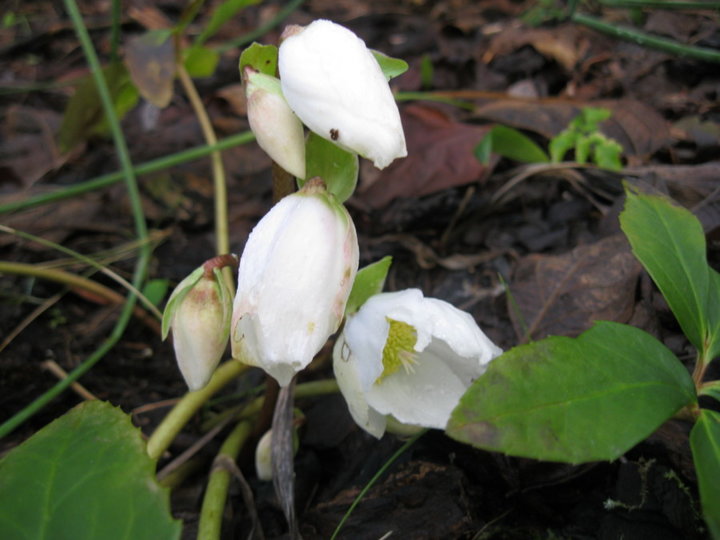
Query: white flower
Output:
[[245, 67, 306, 178], [231, 178, 359, 386], [162, 256, 235, 391], [278, 19, 406, 170], [333, 289, 502, 438]]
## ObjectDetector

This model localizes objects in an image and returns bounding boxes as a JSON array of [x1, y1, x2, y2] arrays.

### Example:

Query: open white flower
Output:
[[278, 19, 406, 170], [245, 67, 306, 178], [232, 178, 359, 386], [333, 289, 502, 438]]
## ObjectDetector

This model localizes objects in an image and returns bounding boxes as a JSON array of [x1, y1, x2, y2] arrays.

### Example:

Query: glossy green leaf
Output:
[[690, 409, 720, 538], [447, 321, 696, 463], [345, 256, 392, 315], [301, 131, 358, 203], [475, 125, 550, 165], [59, 62, 139, 152], [620, 186, 720, 360], [0, 401, 181, 540], [184, 45, 220, 78], [194, 0, 261, 47], [371, 50, 408, 80], [239, 42, 278, 77]]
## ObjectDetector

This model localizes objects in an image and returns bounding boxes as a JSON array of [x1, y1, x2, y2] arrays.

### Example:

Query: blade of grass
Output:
[[571, 12, 720, 63], [0, 224, 162, 319], [330, 430, 427, 540], [0, 131, 255, 215], [0, 0, 151, 439]]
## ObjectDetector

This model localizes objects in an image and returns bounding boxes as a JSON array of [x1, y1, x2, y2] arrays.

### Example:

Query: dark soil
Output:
[[1, 0, 719, 538]]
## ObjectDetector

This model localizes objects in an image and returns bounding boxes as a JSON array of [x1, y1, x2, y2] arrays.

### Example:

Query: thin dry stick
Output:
[[41, 360, 98, 401], [0, 292, 64, 354]]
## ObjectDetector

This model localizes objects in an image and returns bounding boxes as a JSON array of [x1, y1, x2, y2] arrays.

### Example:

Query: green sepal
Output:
[[301, 131, 359, 202], [239, 42, 278, 77], [345, 256, 392, 316], [161, 265, 204, 340], [371, 50, 409, 80]]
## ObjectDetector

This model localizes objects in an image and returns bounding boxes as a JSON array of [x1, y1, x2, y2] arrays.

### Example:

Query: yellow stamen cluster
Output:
[[376, 318, 418, 383]]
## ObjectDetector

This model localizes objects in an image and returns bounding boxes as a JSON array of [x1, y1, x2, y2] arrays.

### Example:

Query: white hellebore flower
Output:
[[244, 67, 306, 179], [278, 19, 407, 169], [162, 255, 236, 391], [232, 178, 359, 386], [333, 289, 502, 438]]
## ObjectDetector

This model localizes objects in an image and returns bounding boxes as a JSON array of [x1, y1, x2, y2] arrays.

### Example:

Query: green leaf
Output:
[[371, 50, 409, 80], [0, 401, 181, 540], [447, 321, 696, 463], [301, 131, 358, 203], [184, 45, 220, 78], [690, 409, 720, 538], [194, 0, 261, 48], [699, 381, 720, 403], [345, 256, 393, 315], [548, 130, 576, 163], [142, 278, 170, 307], [58, 61, 139, 152], [239, 42, 278, 77], [475, 125, 550, 165], [592, 137, 623, 171], [620, 186, 720, 360]]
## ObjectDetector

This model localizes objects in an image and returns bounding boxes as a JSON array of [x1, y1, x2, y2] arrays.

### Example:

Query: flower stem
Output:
[[176, 63, 230, 258], [146, 360, 248, 461], [197, 420, 253, 540]]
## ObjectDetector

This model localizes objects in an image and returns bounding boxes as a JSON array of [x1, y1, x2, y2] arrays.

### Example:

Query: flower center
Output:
[[377, 318, 418, 383]]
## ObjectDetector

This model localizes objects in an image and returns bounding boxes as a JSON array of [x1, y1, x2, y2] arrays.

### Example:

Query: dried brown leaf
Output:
[[509, 234, 642, 341], [124, 31, 176, 108], [359, 104, 492, 208]]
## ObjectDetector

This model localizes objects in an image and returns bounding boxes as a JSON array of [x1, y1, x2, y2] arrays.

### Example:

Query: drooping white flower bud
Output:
[[245, 66, 306, 178], [333, 289, 503, 438], [231, 178, 359, 386], [278, 19, 407, 170], [162, 255, 236, 391]]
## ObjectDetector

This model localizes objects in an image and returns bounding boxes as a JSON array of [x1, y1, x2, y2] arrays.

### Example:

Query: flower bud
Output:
[[245, 67, 306, 178], [162, 256, 236, 391], [333, 289, 503, 438], [231, 178, 359, 386], [278, 19, 406, 170]]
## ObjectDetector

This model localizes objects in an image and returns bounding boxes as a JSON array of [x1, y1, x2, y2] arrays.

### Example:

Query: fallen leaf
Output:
[[473, 98, 670, 157], [509, 234, 642, 341], [358, 104, 492, 208], [124, 30, 176, 108], [486, 24, 587, 71]]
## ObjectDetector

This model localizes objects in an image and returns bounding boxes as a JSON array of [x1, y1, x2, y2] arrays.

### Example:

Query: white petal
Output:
[[365, 339, 485, 429], [232, 190, 358, 386], [246, 71, 306, 178], [279, 20, 406, 169], [332, 335, 386, 438]]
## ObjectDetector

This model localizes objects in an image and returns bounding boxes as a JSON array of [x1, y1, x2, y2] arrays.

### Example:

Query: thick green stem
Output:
[[146, 360, 248, 461], [571, 12, 720, 63], [197, 421, 253, 540], [0, 131, 255, 215]]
